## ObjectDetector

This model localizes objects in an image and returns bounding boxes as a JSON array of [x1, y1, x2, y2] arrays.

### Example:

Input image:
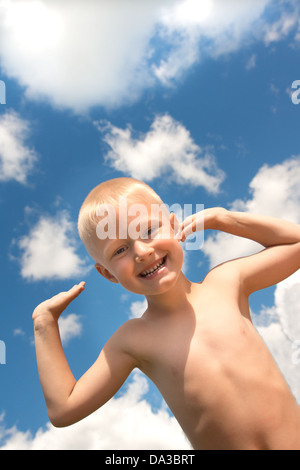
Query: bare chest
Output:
[[139, 294, 252, 401]]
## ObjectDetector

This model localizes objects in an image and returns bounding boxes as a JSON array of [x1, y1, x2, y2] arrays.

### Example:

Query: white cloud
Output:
[[0, 372, 191, 450], [155, 0, 271, 84], [263, 9, 299, 45], [245, 53, 257, 70], [232, 158, 300, 221], [272, 271, 300, 344], [97, 114, 225, 194], [129, 299, 148, 319], [58, 314, 82, 346], [203, 157, 300, 268], [13, 328, 25, 337], [0, 0, 171, 112], [0, 1, 299, 111], [256, 275, 300, 405], [17, 210, 89, 281], [0, 111, 37, 183], [203, 232, 262, 271]]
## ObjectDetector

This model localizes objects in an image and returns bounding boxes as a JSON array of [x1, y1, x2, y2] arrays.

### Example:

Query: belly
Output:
[[141, 311, 300, 450], [187, 382, 300, 450], [178, 337, 300, 450]]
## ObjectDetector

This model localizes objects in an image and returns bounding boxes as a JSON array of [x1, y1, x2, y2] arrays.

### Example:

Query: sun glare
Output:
[[175, 0, 213, 25], [5, 1, 63, 52]]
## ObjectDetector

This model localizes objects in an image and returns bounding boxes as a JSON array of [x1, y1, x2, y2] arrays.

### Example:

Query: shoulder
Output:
[[203, 258, 242, 287], [110, 317, 149, 365], [118, 315, 148, 333]]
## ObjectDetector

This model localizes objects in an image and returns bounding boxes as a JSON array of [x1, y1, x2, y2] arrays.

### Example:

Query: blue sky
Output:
[[1, 0, 300, 449]]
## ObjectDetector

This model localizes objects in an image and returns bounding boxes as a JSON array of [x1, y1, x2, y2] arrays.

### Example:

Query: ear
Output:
[[169, 212, 182, 240], [94, 263, 119, 284]]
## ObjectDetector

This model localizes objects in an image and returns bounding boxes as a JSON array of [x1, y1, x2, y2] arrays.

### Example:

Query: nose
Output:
[[133, 239, 154, 262]]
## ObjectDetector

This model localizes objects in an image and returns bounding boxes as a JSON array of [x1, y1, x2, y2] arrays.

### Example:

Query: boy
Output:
[[33, 177, 300, 450]]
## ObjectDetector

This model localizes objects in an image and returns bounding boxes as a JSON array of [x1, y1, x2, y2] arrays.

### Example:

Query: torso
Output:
[[132, 264, 300, 450]]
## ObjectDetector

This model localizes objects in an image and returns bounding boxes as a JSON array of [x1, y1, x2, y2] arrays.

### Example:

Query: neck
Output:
[[145, 271, 193, 314]]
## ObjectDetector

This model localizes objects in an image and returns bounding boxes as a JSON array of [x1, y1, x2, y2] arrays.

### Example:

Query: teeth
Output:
[[141, 258, 165, 277]]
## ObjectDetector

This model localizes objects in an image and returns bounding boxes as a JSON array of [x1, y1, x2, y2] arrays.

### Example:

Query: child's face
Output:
[[94, 199, 184, 296]]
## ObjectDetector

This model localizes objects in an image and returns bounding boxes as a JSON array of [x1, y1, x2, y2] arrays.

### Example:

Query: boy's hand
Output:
[[32, 282, 85, 323], [180, 207, 227, 242]]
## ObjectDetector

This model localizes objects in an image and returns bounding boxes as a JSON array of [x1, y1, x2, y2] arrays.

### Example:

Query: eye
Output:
[[142, 223, 160, 239], [113, 246, 127, 257]]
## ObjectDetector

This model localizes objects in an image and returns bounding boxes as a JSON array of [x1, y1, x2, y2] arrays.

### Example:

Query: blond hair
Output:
[[78, 177, 163, 261]]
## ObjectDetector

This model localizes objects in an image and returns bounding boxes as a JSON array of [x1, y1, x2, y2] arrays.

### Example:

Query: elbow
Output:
[[48, 403, 89, 428], [48, 413, 69, 428], [50, 419, 67, 429], [48, 408, 74, 428]]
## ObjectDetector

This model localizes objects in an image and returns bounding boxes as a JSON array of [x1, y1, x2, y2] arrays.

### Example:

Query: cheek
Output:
[[160, 239, 184, 266], [115, 259, 131, 277]]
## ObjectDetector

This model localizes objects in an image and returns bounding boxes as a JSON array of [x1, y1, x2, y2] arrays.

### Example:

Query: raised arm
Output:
[[213, 210, 300, 294], [181, 207, 300, 247], [181, 208, 300, 294], [209, 209, 300, 248], [33, 283, 137, 427]]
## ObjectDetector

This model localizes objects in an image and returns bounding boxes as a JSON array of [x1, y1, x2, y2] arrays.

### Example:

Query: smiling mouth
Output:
[[139, 256, 167, 278]]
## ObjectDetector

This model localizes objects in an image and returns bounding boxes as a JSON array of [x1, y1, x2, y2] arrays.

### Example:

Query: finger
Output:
[[180, 227, 192, 242], [55, 282, 86, 308], [181, 221, 196, 240], [181, 214, 194, 230], [170, 213, 183, 240], [181, 214, 204, 241], [68, 282, 86, 298]]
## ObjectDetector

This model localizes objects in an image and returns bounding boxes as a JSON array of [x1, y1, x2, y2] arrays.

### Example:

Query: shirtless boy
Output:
[[32, 177, 300, 450]]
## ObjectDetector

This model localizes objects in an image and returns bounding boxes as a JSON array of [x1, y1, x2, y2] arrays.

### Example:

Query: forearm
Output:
[[33, 315, 77, 424], [212, 209, 300, 247]]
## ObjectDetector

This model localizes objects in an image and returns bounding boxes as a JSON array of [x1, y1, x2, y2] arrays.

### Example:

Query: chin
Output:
[[146, 269, 183, 296]]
